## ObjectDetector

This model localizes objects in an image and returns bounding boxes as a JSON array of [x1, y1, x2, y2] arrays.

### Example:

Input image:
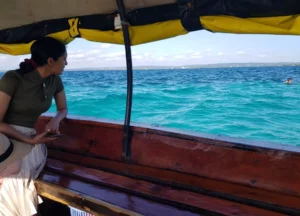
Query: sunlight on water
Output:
[[33, 66, 300, 145]]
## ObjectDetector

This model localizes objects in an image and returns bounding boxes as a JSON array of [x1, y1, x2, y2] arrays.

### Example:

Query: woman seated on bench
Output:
[[0, 37, 68, 216]]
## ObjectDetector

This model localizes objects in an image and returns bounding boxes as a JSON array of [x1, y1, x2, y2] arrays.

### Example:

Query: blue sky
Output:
[[0, 30, 299, 70]]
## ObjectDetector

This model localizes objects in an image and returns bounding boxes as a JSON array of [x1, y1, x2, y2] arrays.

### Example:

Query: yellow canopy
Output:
[[0, 0, 300, 55]]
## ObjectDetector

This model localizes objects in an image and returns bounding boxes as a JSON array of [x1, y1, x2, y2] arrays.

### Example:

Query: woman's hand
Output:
[[45, 118, 60, 134], [25, 131, 57, 145]]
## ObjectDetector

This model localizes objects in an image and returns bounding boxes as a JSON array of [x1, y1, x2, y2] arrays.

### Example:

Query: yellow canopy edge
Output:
[[0, 15, 300, 55], [201, 15, 300, 35]]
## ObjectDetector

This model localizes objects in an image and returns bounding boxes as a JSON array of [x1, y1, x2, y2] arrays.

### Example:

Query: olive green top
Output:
[[0, 70, 64, 128]]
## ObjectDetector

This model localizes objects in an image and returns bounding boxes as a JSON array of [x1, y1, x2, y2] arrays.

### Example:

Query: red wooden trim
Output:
[[38, 115, 300, 155], [131, 132, 300, 197], [36, 117, 124, 161], [36, 116, 300, 199], [48, 150, 300, 212]]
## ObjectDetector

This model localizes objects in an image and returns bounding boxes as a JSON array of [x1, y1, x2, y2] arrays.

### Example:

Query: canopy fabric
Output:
[[0, 0, 176, 30], [0, 0, 300, 55]]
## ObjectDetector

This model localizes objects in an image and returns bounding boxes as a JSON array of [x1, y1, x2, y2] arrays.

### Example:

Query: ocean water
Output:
[[47, 66, 300, 146], [3, 66, 300, 146]]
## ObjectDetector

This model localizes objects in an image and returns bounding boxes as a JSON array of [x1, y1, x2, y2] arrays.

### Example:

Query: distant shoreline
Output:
[[0, 62, 299, 72], [64, 63, 300, 71]]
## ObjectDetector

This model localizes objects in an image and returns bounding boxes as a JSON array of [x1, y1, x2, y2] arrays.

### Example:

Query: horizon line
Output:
[[0, 62, 299, 72], [64, 62, 300, 71]]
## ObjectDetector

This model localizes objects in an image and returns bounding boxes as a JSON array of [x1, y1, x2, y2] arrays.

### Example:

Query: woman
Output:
[[0, 37, 68, 216]]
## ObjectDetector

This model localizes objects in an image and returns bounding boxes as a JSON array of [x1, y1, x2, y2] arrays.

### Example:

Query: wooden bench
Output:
[[36, 155, 293, 215]]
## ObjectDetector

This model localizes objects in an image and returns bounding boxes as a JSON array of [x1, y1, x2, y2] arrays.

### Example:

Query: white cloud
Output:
[[236, 51, 246, 55], [68, 50, 75, 54], [192, 52, 200, 56], [157, 57, 166, 61], [217, 52, 223, 56], [0, 54, 29, 70], [189, 52, 202, 59], [101, 44, 113, 48], [170, 51, 202, 60], [18, 55, 30, 62], [0, 55, 7, 60], [67, 50, 86, 61], [174, 55, 185, 59], [90, 49, 100, 54], [100, 51, 125, 58], [206, 48, 212, 52], [132, 55, 144, 60], [190, 55, 202, 59], [86, 57, 97, 61], [69, 53, 85, 59], [258, 54, 268, 58]]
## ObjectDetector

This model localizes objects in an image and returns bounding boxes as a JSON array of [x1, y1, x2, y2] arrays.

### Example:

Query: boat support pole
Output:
[[117, 0, 133, 162]]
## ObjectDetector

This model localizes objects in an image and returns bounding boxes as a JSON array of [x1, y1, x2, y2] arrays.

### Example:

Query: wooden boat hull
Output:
[[35, 115, 300, 215]]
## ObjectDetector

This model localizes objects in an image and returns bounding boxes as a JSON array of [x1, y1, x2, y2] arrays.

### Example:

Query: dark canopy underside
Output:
[[1, 0, 300, 55]]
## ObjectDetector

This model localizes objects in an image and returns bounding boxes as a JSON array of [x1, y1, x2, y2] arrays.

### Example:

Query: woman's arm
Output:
[[45, 90, 68, 133], [0, 92, 44, 144]]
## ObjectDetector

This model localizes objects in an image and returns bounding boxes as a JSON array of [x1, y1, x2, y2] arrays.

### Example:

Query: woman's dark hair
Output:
[[18, 37, 66, 74]]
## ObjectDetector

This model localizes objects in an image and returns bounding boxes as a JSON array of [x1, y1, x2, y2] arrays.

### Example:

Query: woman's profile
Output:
[[0, 37, 68, 215]]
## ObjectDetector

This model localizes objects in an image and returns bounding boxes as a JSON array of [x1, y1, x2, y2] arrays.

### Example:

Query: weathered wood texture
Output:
[[36, 116, 300, 215], [38, 159, 286, 216], [36, 169, 200, 216], [47, 149, 300, 213], [36, 117, 124, 161]]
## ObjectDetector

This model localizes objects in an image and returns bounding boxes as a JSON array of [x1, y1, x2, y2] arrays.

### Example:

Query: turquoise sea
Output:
[[3, 66, 300, 146], [47, 66, 300, 146]]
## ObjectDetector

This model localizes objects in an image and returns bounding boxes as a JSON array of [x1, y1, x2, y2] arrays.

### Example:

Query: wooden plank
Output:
[[36, 117, 123, 161], [131, 132, 300, 197], [139, 126, 300, 155], [37, 115, 300, 155], [48, 149, 300, 213], [36, 179, 136, 216], [37, 171, 200, 216], [44, 158, 286, 216]]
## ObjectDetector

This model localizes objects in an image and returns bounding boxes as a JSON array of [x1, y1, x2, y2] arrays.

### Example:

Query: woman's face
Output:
[[49, 52, 68, 75]]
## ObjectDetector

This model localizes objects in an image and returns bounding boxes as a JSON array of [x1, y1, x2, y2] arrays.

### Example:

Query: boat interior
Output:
[[35, 115, 300, 215]]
